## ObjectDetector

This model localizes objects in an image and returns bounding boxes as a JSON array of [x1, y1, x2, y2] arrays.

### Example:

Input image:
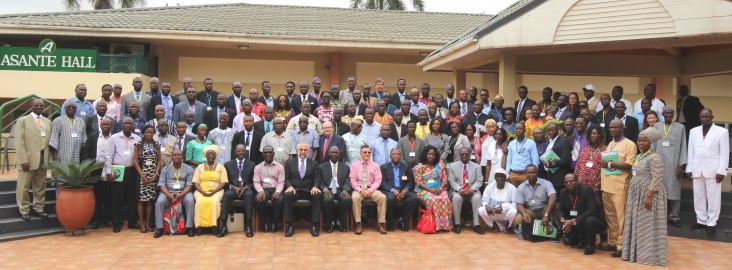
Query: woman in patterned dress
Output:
[[574, 125, 610, 248], [414, 145, 453, 232], [445, 101, 463, 126], [133, 125, 161, 233], [315, 91, 335, 125], [275, 94, 296, 126], [622, 128, 667, 266]]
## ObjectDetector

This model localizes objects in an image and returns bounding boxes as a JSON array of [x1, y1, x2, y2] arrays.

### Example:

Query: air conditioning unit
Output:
[[110, 43, 146, 55]]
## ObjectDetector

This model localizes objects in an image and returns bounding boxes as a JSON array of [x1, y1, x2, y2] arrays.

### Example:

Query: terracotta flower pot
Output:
[[56, 185, 96, 231]]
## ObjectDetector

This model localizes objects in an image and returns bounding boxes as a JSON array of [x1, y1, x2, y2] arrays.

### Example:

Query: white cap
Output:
[[583, 84, 595, 92]]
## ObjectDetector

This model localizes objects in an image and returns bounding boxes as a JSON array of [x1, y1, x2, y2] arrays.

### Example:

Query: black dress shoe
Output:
[[271, 224, 279, 233], [706, 225, 717, 233], [20, 214, 31, 222], [154, 229, 164, 238], [245, 226, 254, 237], [584, 245, 596, 255], [325, 224, 334, 233], [669, 220, 682, 228], [338, 224, 348, 232], [92, 219, 101, 229], [399, 221, 408, 232], [690, 223, 707, 230], [187, 228, 196, 237], [104, 221, 114, 227], [473, 225, 485, 235], [285, 225, 294, 237], [31, 211, 49, 219], [311, 225, 320, 237], [112, 226, 122, 233], [597, 244, 616, 251], [128, 223, 140, 229], [611, 250, 622, 257], [195, 228, 202, 236], [453, 225, 462, 234], [216, 226, 228, 238], [260, 224, 269, 233], [386, 223, 395, 232]]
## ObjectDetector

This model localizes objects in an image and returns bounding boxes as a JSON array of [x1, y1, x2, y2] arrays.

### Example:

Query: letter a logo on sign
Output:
[[39, 39, 57, 55]]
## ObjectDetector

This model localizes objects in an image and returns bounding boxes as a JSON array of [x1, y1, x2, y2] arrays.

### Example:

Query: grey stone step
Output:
[[0, 214, 61, 234], [0, 201, 55, 219], [0, 227, 65, 242], [0, 189, 56, 205]]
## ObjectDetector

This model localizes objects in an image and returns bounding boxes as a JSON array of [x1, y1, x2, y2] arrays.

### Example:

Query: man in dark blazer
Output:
[[291, 82, 318, 115], [172, 121, 196, 158], [603, 101, 639, 143], [231, 114, 263, 164], [85, 101, 117, 137], [315, 146, 352, 233], [283, 143, 323, 237], [332, 108, 351, 136], [389, 110, 408, 141], [555, 95, 574, 121], [543, 122, 573, 191], [195, 78, 220, 109], [460, 100, 490, 129], [147, 81, 179, 121], [379, 149, 418, 232], [317, 122, 347, 164], [81, 117, 114, 228], [172, 88, 206, 125], [676, 85, 704, 136], [226, 82, 245, 112], [204, 94, 236, 129], [219, 144, 256, 237], [253, 107, 275, 134], [514, 86, 537, 122]]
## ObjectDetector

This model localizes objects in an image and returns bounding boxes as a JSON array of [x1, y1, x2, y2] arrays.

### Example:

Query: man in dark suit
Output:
[[676, 85, 704, 136], [514, 86, 536, 121], [195, 78, 221, 109], [389, 109, 408, 141], [352, 90, 369, 116], [172, 88, 206, 125], [315, 146, 352, 233], [555, 95, 574, 121], [147, 81, 178, 121], [85, 100, 117, 137], [604, 101, 639, 143], [379, 149, 418, 232], [460, 100, 489, 129], [226, 82, 245, 112], [318, 122, 347, 164], [219, 144, 256, 237], [204, 94, 236, 129], [231, 114, 263, 164], [291, 81, 318, 115], [171, 121, 195, 158], [253, 107, 275, 134], [543, 122, 572, 192], [391, 78, 408, 109], [332, 108, 351, 136], [81, 117, 114, 228], [283, 143, 323, 237]]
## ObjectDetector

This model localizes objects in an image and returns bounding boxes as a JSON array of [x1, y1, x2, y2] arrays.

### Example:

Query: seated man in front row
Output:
[[219, 144, 256, 237], [315, 146, 353, 233], [449, 147, 485, 235], [515, 164, 557, 242], [559, 173, 606, 255], [478, 168, 518, 233], [379, 148, 418, 232], [154, 149, 196, 238], [350, 145, 388, 235], [283, 143, 323, 237]]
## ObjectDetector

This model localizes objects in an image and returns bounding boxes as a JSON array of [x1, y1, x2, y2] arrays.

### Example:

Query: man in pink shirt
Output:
[[349, 145, 387, 234]]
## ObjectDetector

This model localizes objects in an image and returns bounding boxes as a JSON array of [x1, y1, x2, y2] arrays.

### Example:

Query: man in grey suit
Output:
[[120, 77, 152, 120], [449, 147, 485, 234], [315, 146, 352, 233], [15, 98, 53, 221], [173, 87, 206, 125], [554, 95, 573, 121], [397, 121, 425, 166]]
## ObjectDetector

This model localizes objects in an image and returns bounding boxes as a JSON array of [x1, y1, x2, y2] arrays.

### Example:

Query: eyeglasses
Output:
[[362, 151, 372, 154]]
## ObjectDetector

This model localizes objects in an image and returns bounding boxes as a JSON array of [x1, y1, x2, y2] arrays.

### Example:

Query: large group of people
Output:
[[14, 76, 726, 267]]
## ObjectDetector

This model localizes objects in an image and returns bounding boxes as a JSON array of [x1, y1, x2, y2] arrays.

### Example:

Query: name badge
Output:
[[427, 179, 436, 184], [401, 176, 408, 181], [219, 146, 226, 150], [135, 129, 141, 133], [80, 111, 87, 116], [570, 210, 578, 217], [470, 154, 476, 160], [530, 200, 536, 205], [123, 150, 131, 155], [600, 123, 605, 128], [263, 177, 272, 183], [540, 112, 546, 117], [662, 141, 670, 147], [409, 152, 416, 157], [276, 147, 283, 152], [698, 141, 704, 147], [208, 182, 216, 187], [40, 131, 46, 137], [245, 146, 250, 151], [632, 168, 637, 176], [70, 133, 78, 138], [238, 176, 243, 182], [349, 148, 356, 152], [207, 106, 212, 111], [173, 183, 181, 189], [585, 162, 593, 168], [160, 147, 166, 152], [497, 122, 503, 128], [145, 160, 153, 166]]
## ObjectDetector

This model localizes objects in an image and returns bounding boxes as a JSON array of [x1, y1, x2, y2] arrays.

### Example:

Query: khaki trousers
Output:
[[16, 168, 47, 215], [602, 191, 626, 250], [509, 172, 527, 187], [352, 190, 387, 224]]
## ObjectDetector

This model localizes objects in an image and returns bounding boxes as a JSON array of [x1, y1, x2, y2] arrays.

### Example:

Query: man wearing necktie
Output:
[[221, 145, 256, 237], [316, 146, 353, 233], [254, 107, 275, 134], [349, 145, 387, 234], [15, 98, 53, 222], [449, 148, 485, 234], [231, 115, 263, 164], [283, 143, 323, 237], [318, 122, 347, 164]]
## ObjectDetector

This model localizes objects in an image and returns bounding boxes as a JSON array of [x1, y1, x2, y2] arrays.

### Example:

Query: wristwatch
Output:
[[543, 213, 549, 217]]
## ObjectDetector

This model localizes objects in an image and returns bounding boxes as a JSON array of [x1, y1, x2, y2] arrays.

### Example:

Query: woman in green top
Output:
[[186, 124, 212, 167]]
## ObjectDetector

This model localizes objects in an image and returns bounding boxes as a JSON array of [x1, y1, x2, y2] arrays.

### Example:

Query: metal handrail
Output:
[[0, 94, 60, 134]]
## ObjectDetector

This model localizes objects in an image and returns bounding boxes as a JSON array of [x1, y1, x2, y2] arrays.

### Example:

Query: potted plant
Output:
[[47, 160, 105, 232]]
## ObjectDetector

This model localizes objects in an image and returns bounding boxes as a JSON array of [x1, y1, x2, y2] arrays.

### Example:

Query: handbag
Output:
[[228, 213, 245, 233], [416, 207, 436, 234], [163, 200, 186, 235]]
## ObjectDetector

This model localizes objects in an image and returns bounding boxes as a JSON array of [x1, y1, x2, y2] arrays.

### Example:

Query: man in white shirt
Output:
[[633, 84, 665, 115]]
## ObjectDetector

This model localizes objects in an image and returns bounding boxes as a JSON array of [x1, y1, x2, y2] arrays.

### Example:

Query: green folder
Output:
[[111, 165, 125, 182], [602, 151, 621, 176], [540, 150, 560, 173], [532, 219, 557, 238]]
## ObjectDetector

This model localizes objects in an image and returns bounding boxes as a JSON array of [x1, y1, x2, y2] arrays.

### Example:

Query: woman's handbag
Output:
[[417, 207, 436, 234]]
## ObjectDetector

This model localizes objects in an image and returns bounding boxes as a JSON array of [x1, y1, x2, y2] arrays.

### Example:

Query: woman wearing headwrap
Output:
[[621, 128, 667, 266], [192, 145, 228, 236], [186, 123, 212, 167]]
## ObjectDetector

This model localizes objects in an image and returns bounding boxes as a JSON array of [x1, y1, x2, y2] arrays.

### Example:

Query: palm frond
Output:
[[410, 0, 424, 11], [118, 0, 146, 9], [64, 0, 81, 11], [350, 0, 364, 8], [386, 0, 405, 10]]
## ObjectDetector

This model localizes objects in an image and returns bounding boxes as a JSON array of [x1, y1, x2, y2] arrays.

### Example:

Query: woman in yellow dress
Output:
[[192, 145, 228, 236]]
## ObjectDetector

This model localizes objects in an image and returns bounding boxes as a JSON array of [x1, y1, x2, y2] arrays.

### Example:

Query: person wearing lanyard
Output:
[[515, 165, 557, 242], [153, 149, 196, 238], [506, 123, 540, 187], [220, 145, 256, 237], [253, 146, 286, 233], [154, 118, 176, 167], [117, 101, 146, 136], [599, 119, 637, 257], [196, 78, 221, 111], [596, 94, 613, 129], [82, 116, 114, 229], [653, 106, 687, 228], [378, 148, 418, 232], [61, 84, 95, 118], [290, 115, 320, 160], [50, 101, 88, 191], [397, 121, 426, 166], [448, 148, 485, 235], [15, 98, 53, 222], [342, 119, 370, 165], [106, 117, 142, 233], [120, 77, 151, 121], [558, 173, 606, 255], [260, 117, 296, 165], [173, 87, 206, 127]]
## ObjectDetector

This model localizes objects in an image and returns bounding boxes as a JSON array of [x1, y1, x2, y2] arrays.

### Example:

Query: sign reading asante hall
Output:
[[0, 39, 97, 72]]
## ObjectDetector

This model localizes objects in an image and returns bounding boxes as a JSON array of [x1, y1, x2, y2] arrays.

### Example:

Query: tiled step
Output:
[[0, 227, 65, 242]]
